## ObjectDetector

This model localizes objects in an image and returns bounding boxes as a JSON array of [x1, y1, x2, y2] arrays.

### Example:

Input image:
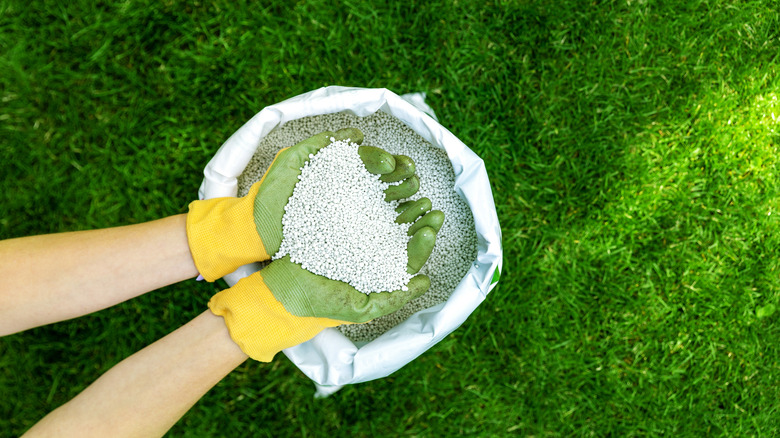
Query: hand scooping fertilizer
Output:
[[198, 128, 440, 363], [274, 133, 438, 294], [238, 112, 478, 342]]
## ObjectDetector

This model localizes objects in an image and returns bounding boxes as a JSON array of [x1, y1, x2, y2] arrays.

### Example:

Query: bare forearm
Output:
[[23, 310, 248, 438], [0, 214, 199, 335]]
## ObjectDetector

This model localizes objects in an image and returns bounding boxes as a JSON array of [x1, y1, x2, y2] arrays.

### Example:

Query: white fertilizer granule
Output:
[[274, 138, 413, 294], [238, 111, 478, 343]]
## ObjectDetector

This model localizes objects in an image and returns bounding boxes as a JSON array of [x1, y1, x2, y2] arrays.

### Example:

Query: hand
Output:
[[185, 128, 420, 281], [208, 209, 443, 362]]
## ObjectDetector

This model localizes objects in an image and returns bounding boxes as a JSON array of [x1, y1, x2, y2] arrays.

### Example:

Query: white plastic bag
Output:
[[198, 86, 502, 397]]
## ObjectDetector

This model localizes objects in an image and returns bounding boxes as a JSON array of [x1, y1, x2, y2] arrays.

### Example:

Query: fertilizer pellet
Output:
[[275, 138, 413, 294], [238, 112, 478, 343]]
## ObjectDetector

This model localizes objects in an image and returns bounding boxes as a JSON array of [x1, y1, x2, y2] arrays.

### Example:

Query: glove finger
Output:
[[334, 127, 364, 145], [358, 145, 396, 174], [354, 274, 431, 322], [407, 209, 445, 236], [395, 197, 432, 223], [283, 131, 336, 160], [395, 200, 415, 213], [385, 175, 420, 201], [275, 128, 364, 173], [407, 226, 437, 274], [380, 155, 416, 182]]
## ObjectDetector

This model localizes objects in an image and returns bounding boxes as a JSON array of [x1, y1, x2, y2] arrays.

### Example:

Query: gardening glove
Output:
[[186, 128, 420, 281], [208, 208, 443, 362]]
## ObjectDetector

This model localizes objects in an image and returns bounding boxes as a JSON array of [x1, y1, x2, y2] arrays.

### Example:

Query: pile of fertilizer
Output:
[[274, 136, 413, 294], [237, 111, 478, 343]]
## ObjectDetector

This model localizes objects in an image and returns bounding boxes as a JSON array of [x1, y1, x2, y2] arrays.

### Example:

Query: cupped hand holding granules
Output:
[[275, 133, 441, 294], [237, 112, 478, 342]]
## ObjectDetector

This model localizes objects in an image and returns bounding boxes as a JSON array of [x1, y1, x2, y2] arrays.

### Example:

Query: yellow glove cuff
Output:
[[208, 272, 348, 362], [186, 182, 269, 282]]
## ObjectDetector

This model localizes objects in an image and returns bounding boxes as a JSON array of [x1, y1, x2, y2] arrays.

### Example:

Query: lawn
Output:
[[2, 0, 780, 436]]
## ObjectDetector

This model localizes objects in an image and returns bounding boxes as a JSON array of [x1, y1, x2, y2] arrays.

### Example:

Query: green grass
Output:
[[2, 0, 780, 436]]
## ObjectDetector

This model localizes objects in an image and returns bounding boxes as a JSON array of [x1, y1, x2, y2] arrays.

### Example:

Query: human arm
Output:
[[22, 310, 248, 438], [0, 128, 421, 335], [12, 128, 435, 436], [0, 214, 199, 336]]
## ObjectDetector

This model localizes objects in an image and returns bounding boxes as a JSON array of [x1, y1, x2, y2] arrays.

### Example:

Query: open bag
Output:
[[198, 86, 502, 396]]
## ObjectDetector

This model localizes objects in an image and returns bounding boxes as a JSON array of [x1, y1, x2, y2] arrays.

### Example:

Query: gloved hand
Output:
[[186, 128, 420, 281], [208, 207, 443, 362]]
